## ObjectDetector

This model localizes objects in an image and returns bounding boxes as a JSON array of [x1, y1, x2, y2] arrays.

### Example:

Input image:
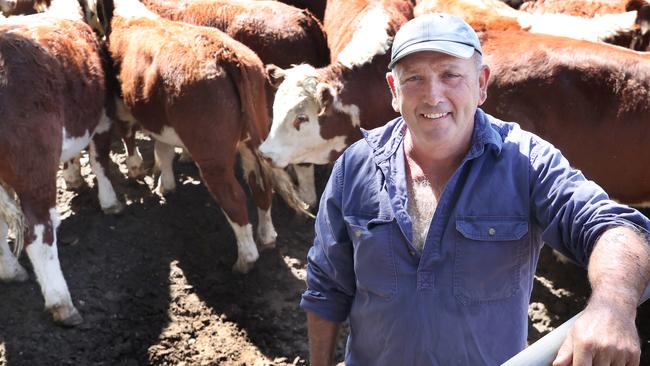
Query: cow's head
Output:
[[260, 64, 349, 168]]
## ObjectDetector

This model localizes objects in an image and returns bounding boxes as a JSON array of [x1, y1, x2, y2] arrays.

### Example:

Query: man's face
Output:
[[387, 51, 490, 155]]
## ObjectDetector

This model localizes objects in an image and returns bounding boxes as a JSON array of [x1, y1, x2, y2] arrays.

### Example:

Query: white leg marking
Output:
[[26, 208, 81, 325], [61, 155, 84, 190], [88, 141, 123, 214], [292, 164, 317, 207], [0, 219, 28, 282], [223, 212, 259, 273], [154, 141, 176, 195], [257, 207, 278, 249]]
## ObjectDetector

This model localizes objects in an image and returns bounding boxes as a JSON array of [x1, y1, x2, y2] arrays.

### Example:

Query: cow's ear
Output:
[[316, 83, 334, 116], [265, 64, 285, 88]]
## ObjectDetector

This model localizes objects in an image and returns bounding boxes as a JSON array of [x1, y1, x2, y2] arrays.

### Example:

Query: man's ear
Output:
[[265, 64, 285, 88], [316, 83, 334, 117], [386, 72, 400, 113], [478, 65, 491, 105]]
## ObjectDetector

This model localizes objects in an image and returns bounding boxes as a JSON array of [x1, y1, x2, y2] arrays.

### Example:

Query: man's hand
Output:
[[553, 300, 640, 366], [554, 226, 649, 366]]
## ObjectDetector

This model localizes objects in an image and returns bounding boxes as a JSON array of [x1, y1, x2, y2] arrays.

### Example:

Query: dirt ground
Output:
[[0, 137, 648, 366]]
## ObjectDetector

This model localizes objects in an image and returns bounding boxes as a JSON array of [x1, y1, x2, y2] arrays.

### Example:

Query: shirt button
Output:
[[354, 230, 362, 238], [488, 227, 496, 236], [409, 250, 415, 256]]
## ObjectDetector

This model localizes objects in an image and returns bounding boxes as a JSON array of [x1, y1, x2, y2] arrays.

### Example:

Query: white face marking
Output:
[[222, 213, 259, 273], [113, 0, 159, 19], [25, 208, 74, 311], [336, 6, 391, 68], [61, 128, 91, 163], [256, 207, 277, 247], [259, 65, 349, 167]]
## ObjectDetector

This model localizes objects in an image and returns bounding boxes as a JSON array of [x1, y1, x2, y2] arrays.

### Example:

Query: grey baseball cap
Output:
[[388, 13, 482, 69]]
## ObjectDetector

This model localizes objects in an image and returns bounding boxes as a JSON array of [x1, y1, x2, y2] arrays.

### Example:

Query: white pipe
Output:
[[501, 282, 650, 366]]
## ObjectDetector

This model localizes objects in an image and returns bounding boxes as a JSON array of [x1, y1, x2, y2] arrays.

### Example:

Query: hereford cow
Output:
[[0, 0, 122, 326], [414, 0, 650, 50], [86, 0, 309, 273], [259, 0, 326, 22], [258, 0, 413, 168], [138, 0, 329, 206], [479, 29, 650, 204], [0, 0, 41, 15]]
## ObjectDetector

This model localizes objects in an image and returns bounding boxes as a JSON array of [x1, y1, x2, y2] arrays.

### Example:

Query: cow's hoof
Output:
[[102, 201, 125, 215], [0, 264, 29, 282], [51, 306, 83, 327]]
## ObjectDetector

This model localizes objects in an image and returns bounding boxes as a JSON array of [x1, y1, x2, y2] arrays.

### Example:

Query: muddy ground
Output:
[[0, 137, 648, 366]]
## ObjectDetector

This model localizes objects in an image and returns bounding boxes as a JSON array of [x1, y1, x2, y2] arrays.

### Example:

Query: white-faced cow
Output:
[[415, 0, 650, 50], [259, 0, 413, 168], [480, 29, 650, 204], [86, 0, 309, 273], [0, 0, 122, 326]]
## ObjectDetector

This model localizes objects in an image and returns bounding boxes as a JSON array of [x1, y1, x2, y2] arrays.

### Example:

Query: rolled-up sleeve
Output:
[[300, 157, 356, 323], [529, 137, 650, 266]]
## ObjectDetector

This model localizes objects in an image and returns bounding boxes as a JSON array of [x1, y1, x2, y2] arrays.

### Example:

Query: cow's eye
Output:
[[293, 114, 309, 130]]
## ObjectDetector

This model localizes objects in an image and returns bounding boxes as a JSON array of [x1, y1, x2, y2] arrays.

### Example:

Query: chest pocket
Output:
[[345, 216, 397, 300], [453, 216, 529, 304]]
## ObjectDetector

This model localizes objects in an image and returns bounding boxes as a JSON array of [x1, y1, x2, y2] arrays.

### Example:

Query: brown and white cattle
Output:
[[259, 0, 413, 168], [139, 0, 330, 205], [267, 0, 327, 21], [141, 0, 329, 70], [415, 0, 649, 50], [480, 29, 650, 204], [87, 0, 308, 273], [0, 0, 42, 15], [0, 0, 122, 326]]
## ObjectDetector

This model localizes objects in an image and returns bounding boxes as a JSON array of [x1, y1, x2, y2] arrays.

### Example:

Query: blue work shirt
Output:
[[300, 109, 650, 365]]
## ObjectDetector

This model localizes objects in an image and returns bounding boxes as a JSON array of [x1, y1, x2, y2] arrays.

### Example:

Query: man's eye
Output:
[[443, 73, 461, 79], [405, 75, 421, 82]]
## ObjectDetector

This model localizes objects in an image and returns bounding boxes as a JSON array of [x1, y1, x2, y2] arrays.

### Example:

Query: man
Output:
[[300, 12, 650, 366]]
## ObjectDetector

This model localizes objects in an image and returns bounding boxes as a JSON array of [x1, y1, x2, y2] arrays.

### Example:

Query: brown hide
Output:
[[316, 0, 412, 148], [520, 0, 627, 17], [108, 15, 271, 222], [324, 0, 413, 60], [481, 30, 650, 203], [141, 0, 330, 69], [415, 0, 526, 32], [0, 17, 104, 230], [271, 0, 326, 21]]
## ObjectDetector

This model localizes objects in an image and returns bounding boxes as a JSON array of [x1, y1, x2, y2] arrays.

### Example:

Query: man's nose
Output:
[[421, 79, 444, 106]]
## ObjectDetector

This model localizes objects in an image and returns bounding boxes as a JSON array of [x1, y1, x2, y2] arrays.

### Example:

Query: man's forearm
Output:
[[588, 226, 650, 310], [307, 311, 340, 366]]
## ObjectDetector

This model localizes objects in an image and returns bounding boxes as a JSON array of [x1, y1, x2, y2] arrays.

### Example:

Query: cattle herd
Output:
[[0, 0, 649, 356]]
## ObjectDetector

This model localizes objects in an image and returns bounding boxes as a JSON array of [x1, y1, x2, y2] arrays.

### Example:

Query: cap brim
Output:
[[388, 40, 475, 69]]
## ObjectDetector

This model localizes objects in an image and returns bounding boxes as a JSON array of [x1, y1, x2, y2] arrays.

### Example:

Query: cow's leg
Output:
[[238, 143, 277, 249], [292, 163, 317, 207], [14, 175, 81, 326], [61, 155, 85, 190], [0, 219, 28, 282], [154, 140, 176, 195], [89, 128, 123, 214], [192, 152, 259, 273], [115, 120, 145, 179]]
